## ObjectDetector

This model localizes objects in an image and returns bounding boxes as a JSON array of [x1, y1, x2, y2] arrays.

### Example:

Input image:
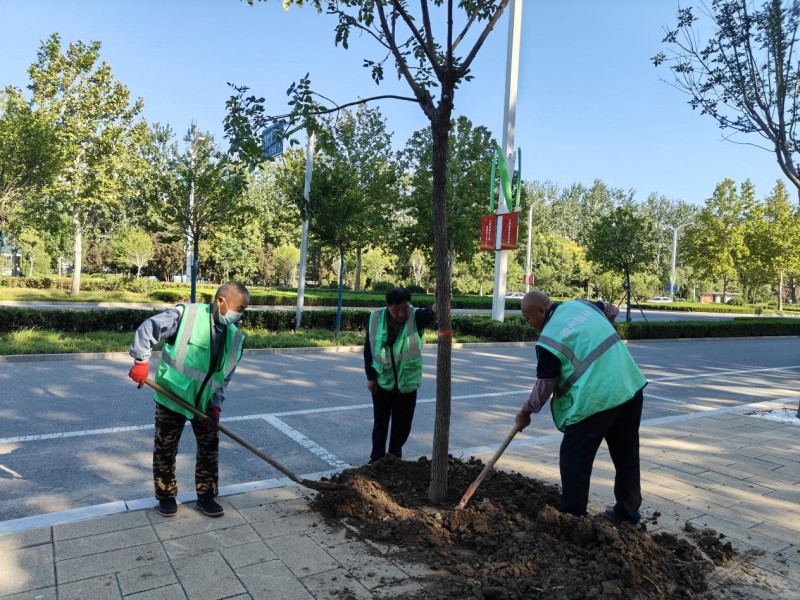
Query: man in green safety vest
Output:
[[514, 290, 647, 526], [128, 281, 249, 518], [364, 287, 438, 463]]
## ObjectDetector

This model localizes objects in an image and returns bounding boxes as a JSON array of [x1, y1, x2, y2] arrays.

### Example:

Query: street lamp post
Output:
[[186, 135, 206, 303], [664, 221, 693, 301]]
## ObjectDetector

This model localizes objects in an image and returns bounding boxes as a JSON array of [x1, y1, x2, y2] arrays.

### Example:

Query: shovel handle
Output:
[[456, 424, 519, 510], [144, 378, 306, 486]]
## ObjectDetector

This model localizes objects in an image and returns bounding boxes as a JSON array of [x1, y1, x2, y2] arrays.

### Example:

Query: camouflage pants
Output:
[[153, 402, 218, 500]]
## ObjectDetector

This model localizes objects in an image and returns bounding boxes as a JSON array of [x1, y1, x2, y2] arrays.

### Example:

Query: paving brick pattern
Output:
[[1, 405, 798, 599]]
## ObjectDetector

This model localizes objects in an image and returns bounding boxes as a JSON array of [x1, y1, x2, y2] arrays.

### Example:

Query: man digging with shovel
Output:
[[514, 290, 647, 526], [128, 281, 249, 518]]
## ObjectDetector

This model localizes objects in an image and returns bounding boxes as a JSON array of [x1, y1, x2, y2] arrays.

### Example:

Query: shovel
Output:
[[145, 378, 346, 492], [456, 425, 519, 509]]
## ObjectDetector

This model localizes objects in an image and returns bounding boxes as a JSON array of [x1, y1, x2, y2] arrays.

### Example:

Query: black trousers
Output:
[[153, 402, 219, 500], [370, 387, 417, 462], [559, 388, 644, 519]]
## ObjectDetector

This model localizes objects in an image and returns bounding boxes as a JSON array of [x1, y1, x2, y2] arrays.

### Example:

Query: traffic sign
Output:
[[262, 121, 285, 158]]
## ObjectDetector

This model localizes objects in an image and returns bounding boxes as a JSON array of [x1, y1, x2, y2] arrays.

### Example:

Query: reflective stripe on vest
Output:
[[154, 304, 244, 418], [536, 300, 646, 431], [368, 307, 423, 393]]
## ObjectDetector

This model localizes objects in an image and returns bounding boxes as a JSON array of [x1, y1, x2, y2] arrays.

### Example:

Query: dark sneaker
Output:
[[195, 495, 224, 518], [157, 497, 177, 517], [602, 507, 640, 526]]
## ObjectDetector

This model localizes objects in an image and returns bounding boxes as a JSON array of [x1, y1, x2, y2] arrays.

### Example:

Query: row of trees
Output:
[[2, 35, 799, 309]]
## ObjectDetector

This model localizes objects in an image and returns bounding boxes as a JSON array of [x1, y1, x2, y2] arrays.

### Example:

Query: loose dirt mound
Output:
[[311, 455, 734, 600]]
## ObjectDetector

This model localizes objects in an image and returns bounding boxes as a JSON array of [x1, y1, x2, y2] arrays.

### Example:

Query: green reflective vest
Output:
[[536, 300, 647, 432], [154, 303, 245, 419], [368, 307, 424, 394]]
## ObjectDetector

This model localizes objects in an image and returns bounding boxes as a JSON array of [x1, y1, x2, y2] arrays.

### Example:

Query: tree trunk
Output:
[[191, 235, 200, 303], [722, 275, 729, 304], [428, 103, 454, 503], [779, 271, 784, 311], [354, 247, 362, 291], [335, 246, 345, 335], [625, 270, 631, 322], [70, 203, 82, 297]]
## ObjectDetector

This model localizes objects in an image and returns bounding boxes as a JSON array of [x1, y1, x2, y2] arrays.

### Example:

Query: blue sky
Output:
[[0, 0, 790, 206]]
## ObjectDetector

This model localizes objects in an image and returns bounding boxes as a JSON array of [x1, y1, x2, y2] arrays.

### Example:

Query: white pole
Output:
[[491, 0, 523, 322], [664, 221, 693, 301], [525, 200, 533, 293], [295, 132, 315, 329]]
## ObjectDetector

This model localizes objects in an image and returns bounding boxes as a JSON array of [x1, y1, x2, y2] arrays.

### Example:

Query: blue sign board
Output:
[[262, 121, 285, 158], [665, 284, 678, 292]]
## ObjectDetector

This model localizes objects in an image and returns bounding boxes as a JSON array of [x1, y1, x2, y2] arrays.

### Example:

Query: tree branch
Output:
[[390, 0, 442, 78], [458, 0, 510, 77], [452, 13, 477, 52], [374, 1, 435, 117]]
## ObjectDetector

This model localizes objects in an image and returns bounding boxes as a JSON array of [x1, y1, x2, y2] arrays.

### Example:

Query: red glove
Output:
[[128, 362, 149, 389], [205, 406, 221, 431]]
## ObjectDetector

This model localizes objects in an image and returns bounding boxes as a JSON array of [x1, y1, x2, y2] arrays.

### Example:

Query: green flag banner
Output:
[[488, 145, 521, 213]]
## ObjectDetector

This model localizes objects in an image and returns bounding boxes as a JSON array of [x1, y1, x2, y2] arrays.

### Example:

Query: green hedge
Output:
[[2, 307, 798, 342]]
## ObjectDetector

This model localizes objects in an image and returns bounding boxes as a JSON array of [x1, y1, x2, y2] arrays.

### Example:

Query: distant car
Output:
[[505, 291, 525, 299], [647, 296, 673, 303]]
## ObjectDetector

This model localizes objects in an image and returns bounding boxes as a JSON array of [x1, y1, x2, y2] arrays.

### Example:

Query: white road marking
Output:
[[1, 365, 796, 446], [261, 415, 351, 471]]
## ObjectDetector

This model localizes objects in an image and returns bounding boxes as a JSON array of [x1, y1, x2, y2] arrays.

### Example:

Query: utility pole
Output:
[[491, 0, 523, 322], [187, 135, 206, 302], [664, 221, 693, 301], [295, 132, 315, 329], [524, 200, 533, 293]]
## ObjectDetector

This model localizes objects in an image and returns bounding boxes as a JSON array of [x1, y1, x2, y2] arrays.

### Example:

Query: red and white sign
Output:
[[480, 212, 520, 251], [499, 212, 519, 250], [480, 215, 496, 251]]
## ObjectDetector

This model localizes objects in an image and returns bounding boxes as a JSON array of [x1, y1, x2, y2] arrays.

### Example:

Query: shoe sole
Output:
[[157, 509, 177, 517], [194, 504, 224, 518]]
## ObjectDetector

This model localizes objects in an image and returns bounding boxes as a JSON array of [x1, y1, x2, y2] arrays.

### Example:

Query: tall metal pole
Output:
[[186, 135, 206, 303], [295, 132, 315, 330], [491, 0, 523, 322], [664, 221, 693, 301]]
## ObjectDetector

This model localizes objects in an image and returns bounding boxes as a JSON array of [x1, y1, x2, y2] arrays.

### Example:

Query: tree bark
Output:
[[354, 247, 362, 291], [70, 203, 82, 297], [779, 271, 784, 311], [428, 98, 454, 503]]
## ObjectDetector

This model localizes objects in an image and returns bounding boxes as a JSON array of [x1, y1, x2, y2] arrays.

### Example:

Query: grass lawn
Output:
[[0, 328, 478, 355], [0, 288, 159, 303]]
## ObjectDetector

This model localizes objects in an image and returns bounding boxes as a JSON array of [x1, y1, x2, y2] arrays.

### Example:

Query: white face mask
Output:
[[217, 297, 242, 326]]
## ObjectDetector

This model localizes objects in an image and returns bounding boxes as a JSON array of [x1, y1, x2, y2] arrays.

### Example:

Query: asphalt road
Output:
[[1, 337, 798, 522]]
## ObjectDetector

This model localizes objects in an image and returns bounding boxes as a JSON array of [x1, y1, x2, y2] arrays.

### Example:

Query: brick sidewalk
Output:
[[1, 400, 798, 599]]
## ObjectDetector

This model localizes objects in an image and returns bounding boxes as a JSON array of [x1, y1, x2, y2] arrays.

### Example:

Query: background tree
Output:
[[654, 0, 800, 200], [586, 204, 659, 321], [150, 233, 185, 282], [361, 247, 393, 288], [0, 88, 62, 231], [15, 228, 49, 277], [318, 106, 397, 290], [28, 33, 147, 296], [110, 226, 154, 277], [408, 248, 427, 287], [684, 178, 753, 302], [743, 180, 800, 307], [149, 126, 250, 299], [273, 243, 300, 286], [398, 116, 496, 272]]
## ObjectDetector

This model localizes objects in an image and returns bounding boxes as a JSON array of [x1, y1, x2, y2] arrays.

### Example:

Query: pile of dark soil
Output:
[[311, 455, 735, 600]]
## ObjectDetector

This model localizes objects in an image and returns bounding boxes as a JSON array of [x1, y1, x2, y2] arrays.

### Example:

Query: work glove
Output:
[[205, 405, 221, 431], [128, 361, 149, 389]]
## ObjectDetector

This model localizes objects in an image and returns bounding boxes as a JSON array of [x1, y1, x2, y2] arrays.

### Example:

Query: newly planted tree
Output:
[[228, 0, 513, 501]]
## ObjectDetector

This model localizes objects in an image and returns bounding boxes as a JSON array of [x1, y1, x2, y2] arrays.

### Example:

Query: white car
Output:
[[647, 296, 673, 303], [505, 291, 525, 299]]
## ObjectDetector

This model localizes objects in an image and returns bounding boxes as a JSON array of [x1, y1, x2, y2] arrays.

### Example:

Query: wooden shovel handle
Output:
[[456, 425, 519, 510]]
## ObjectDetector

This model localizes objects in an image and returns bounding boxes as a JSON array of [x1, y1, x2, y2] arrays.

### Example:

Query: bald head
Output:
[[521, 290, 551, 313], [521, 290, 552, 332]]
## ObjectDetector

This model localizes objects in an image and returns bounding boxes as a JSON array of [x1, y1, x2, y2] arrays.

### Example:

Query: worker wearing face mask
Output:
[[128, 281, 249, 518]]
